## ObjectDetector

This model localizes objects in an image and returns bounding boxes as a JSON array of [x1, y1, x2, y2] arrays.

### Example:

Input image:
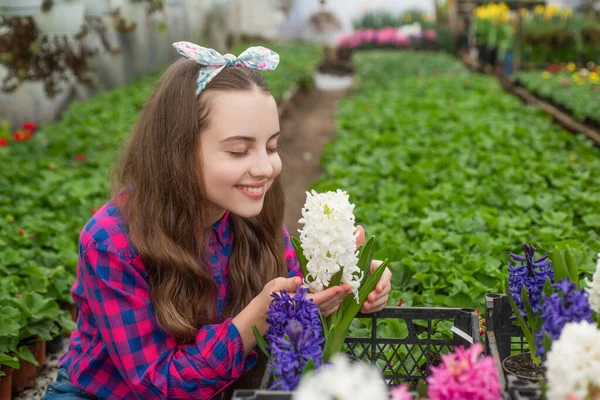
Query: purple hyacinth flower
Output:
[[265, 287, 324, 391], [508, 244, 554, 318], [534, 278, 593, 358]]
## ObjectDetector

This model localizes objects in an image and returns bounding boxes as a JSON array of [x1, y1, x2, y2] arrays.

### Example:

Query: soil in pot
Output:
[[0, 367, 14, 400], [502, 352, 546, 381], [317, 60, 354, 76]]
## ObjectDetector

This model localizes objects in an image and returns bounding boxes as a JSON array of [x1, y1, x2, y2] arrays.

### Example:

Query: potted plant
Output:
[[33, 0, 86, 35], [0, 0, 44, 17], [502, 244, 597, 385]]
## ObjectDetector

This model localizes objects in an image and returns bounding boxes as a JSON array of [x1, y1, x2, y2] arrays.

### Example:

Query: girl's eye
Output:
[[267, 147, 278, 154], [229, 151, 248, 158]]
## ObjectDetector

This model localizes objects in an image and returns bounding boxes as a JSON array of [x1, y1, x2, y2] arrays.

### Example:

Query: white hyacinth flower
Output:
[[586, 253, 600, 315], [298, 190, 362, 302], [546, 321, 600, 400], [293, 354, 388, 400]]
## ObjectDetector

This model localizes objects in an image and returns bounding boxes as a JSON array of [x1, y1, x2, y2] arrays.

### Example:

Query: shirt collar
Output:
[[210, 211, 230, 247]]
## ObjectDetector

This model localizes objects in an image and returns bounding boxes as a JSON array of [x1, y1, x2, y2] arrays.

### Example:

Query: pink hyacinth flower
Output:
[[426, 344, 503, 400], [337, 36, 350, 47], [390, 384, 412, 400]]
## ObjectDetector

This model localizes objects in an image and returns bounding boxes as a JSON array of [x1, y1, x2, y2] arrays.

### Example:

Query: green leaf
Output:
[[252, 325, 271, 360], [302, 358, 316, 375], [551, 247, 569, 283], [543, 277, 553, 296], [564, 246, 579, 288], [291, 237, 309, 279], [543, 332, 553, 356], [521, 285, 539, 331], [416, 379, 429, 398], [14, 345, 38, 367], [506, 280, 539, 364], [357, 236, 377, 288], [0, 354, 19, 369]]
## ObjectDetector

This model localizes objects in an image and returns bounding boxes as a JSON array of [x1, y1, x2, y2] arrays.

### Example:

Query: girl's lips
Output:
[[236, 184, 265, 199]]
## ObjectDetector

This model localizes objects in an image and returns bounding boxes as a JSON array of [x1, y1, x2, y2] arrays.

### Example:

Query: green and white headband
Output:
[[172, 41, 280, 96]]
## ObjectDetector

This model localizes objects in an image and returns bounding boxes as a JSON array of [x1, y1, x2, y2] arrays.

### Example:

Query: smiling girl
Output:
[[43, 43, 391, 400]]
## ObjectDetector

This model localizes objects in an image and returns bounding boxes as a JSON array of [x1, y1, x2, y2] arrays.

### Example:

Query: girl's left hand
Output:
[[355, 225, 393, 314]]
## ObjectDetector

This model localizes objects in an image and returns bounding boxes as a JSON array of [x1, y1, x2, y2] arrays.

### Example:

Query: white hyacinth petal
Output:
[[298, 190, 361, 302]]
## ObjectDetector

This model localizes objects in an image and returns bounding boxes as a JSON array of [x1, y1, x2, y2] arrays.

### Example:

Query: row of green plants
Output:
[[352, 9, 434, 31], [311, 51, 600, 316], [515, 63, 600, 125], [0, 41, 322, 377]]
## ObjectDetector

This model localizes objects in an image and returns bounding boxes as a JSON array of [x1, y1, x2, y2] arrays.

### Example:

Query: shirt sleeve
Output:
[[282, 226, 303, 279], [80, 241, 256, 400]]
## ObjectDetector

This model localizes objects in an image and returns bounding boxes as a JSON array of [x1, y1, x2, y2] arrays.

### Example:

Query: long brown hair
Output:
[[113, 59, 288, 344]]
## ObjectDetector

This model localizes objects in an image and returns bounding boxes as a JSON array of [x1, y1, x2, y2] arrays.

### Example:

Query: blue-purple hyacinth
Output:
[[534, 278, 593, 358], [508, 244, 554, 318], [266, 287, 324, 391]]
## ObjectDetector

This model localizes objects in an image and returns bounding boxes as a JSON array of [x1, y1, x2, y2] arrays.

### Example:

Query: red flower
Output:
[[13, 131, 33, 141], [90, 207, 97, 214], [476, 310, 481, 315], [480, 328, 485, 335], [481, 320, 486, 326], [18, 229, 25, 236], [21, 121, 37, 132], [73, 153, 87, 162], [547, 64, 561, 73], [0, 138, 8, 148], [397, 300, 403, 306], [16, 294, 21, 299]]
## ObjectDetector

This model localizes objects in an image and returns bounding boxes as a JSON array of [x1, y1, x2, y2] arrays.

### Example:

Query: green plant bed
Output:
[[0, 41, 323, 372], [311, 51, 600, 317], [515, 68, 600, 125]]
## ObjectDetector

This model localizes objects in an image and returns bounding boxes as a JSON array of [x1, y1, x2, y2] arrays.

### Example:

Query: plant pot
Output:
[[0, 366, 14, 400], [11, 345, 37, 393], [0, 0, 43, 17], [35, 340, 46, 372], [501, 352, 545, 383], [33, 0, 85, 35], [47, 334, 66, 354]]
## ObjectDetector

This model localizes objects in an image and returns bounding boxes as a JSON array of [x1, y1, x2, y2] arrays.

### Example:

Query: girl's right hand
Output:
[[260, 277, 352, 318]]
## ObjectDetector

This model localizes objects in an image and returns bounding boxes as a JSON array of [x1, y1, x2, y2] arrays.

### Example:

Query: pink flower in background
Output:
[[426, 344, 502, 400], [337, 36, 350, 47], [358, 29, 376, 43], [395, 33, 410, 46], [390, 384, 412, 400], [425, 29, 437, 41], [376, 27, 397, 45], [347, 35, 362, 49]]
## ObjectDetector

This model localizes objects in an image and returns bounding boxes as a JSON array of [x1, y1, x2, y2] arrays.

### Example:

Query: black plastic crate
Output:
[[232, 305, 481, 399], [485, 294, 542, 400]]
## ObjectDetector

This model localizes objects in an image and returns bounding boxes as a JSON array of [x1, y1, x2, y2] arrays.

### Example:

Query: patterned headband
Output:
[[172, 41, 280, 96]]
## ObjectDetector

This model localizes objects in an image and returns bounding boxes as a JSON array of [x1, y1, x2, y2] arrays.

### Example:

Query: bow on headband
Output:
[[172, 41, 280, 96]]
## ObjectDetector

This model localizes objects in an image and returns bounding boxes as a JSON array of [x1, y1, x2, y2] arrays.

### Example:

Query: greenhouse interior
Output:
[[1, 0, 600, 399]]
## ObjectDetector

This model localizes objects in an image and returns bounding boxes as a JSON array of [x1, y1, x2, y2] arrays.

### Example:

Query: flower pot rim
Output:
[[501, 352, 546, 383]]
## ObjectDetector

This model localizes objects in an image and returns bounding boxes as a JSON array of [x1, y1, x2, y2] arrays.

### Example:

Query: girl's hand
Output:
[[308, 283, 353, 317], [259, 276, 303, 309]]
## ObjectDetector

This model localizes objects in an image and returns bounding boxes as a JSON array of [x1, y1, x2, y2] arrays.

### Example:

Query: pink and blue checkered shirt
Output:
[[58, 200, 302, 399]]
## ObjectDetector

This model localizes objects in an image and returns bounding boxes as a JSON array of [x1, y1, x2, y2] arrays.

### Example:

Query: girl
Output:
[[43, 43, 391, 400]]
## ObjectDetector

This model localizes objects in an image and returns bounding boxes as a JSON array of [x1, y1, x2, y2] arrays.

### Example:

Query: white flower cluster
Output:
[[293, 354, 388, 400], [546, 321, 600, 400], [586, 253, 600, 315], [298, 190, 362, 301]]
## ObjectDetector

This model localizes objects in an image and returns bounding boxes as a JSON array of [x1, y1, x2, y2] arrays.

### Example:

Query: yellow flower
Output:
[[542, 71, 551, 79], [590, 72, 599, 83], [534, 5, 544, 14], [567, 62, 576, 72], [404, 14, 412, 22]]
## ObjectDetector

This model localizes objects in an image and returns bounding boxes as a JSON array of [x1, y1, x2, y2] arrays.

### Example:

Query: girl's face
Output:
[[199, 88, 282, 224]]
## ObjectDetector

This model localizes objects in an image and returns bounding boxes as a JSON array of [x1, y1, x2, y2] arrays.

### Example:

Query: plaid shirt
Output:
[[58, 200, 302, 400]]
